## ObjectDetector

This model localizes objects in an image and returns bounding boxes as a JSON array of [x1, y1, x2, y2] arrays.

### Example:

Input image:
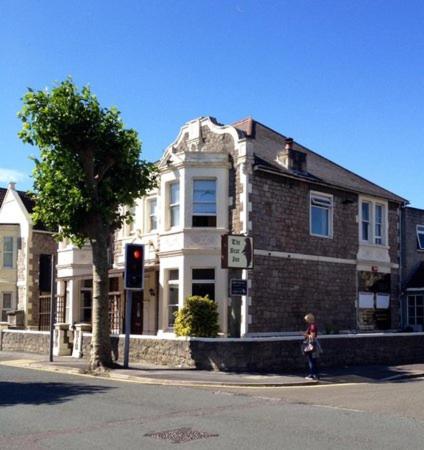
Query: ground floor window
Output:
[[192, 268, 215, 300], [80, 279, 92, 323], [407, 294, 424, 327], [167, 269, 179, 328], [1, 292, 12, 321]]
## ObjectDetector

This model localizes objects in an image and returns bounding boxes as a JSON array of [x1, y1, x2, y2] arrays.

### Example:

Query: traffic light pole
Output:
[[123, 289, 132, 369]]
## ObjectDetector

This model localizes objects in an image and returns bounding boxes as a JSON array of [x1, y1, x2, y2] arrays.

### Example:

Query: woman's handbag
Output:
[[302, 339, 315, 354]]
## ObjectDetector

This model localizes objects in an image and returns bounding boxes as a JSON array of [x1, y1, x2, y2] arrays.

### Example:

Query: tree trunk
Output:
[[89, 225, 113, 371]]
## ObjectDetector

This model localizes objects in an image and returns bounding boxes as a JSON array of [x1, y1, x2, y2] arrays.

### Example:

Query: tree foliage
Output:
[[18, 79, 158, 369], [18, 78, 157, 245], [174, 296, 219, 338]]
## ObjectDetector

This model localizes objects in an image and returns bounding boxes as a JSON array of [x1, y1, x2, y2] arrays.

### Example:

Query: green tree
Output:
[[18, 79, 157, 371]]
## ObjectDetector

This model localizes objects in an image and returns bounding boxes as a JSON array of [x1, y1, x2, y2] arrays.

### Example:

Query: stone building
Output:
[[0, 182, 56, 329], [56, 116, 407, 340], [400, 206, 424, 331]]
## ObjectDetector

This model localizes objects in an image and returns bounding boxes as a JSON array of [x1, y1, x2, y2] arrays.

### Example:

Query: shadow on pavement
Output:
[[0, 381, 113, 407]]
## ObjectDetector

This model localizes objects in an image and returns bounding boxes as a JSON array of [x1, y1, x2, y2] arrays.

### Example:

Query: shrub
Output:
[[174, 295, 219, 337]]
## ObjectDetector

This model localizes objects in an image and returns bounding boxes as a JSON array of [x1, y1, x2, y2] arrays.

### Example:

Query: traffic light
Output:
[[124, 244, 144, 290]]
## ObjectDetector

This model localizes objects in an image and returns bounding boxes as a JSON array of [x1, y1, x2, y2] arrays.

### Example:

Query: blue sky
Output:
[[1, 0, 423, 206]]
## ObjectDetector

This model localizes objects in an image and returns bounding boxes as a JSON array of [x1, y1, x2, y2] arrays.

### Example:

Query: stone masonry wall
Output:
[[402, 207, 424, 287], [3, 331, 424, 372], [27, 231, 57, 328], [1, 330, 50, 353], [47, 332, 424, 372], [249, 170, 358, 332]]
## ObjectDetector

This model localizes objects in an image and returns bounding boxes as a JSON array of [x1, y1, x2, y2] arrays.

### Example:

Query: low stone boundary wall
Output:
[[0, 330, 50, 354], [83, 332, 424, 372], [2, 330, 424, 372]]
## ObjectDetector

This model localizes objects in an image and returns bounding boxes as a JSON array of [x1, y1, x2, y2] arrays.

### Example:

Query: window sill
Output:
[[359, 242, 389, 250], [310, 233, 333, 239]]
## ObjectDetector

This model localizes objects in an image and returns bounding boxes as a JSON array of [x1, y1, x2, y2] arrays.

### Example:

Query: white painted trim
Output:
[[254, 249, 356, 265], [406, 288, 424, 292]]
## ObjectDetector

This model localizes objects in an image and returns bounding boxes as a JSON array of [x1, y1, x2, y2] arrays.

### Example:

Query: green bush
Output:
[[174, 295, 219, 337]]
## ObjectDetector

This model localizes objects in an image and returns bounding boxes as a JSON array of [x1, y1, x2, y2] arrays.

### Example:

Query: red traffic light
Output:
[[133, 249, 142, 260]]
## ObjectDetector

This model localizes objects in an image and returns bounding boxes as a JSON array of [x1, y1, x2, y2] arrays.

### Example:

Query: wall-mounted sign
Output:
[[221, 234, 254, 269], [230, 279, 248, 296]]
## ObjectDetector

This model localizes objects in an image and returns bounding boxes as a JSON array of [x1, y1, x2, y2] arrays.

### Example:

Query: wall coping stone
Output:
[[83, 331, 424, 343]]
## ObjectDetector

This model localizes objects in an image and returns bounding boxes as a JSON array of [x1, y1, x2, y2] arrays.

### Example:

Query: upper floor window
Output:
[[360, 200, 386, 245], [192, 179, 217, 227], [148, 198, 158, 232], [417, 225, 424, 250], [310, 192, 333, 238], [361, 202, 370, 242], [3, 237, 14, 268], [169, 182, 180, 228], [128, 206, 136, 234]]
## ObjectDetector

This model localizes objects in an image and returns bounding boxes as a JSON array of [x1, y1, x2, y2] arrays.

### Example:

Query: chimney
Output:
[[276, 138, 307, 172], [8, 181, 16, 191]]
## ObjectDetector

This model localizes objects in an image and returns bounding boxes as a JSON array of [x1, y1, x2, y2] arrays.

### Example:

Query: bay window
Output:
[[193, 179, 216, 227], [360, 200, 386, 245], [169, 182, 180, 228]]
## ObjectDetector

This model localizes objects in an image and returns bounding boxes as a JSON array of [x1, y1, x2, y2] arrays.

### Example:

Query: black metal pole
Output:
[[49, 254, 55, 362], [123, 290, 132, 368]]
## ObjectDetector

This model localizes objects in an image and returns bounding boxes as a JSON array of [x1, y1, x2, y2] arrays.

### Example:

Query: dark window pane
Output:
[[192, 215, 216, 227], [192, 283, 215, 301], [192, 269, 215, 280]]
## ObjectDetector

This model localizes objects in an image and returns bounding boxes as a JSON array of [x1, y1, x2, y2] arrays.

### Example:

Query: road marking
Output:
[[0, 359, 37, 367], [0, 359, 376, 390]]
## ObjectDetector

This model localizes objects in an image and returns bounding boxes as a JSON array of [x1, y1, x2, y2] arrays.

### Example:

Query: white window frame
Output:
[[128, 205, 136, 234], [169, 182, 180, 229], [80, 279, 93, 323], [407, 294, 424, 327], [1, 292, 13, 321], [309, 191, 333, 238], [147, 197, 158, 233], [3, 236, 14, 268], [192, 178, 217, 228], [167, 269, 179, 329], [359, 198, 387, 246], [361, 201, 371, 243], [191, 268, 215, 300], [417, 225, 424, 250]]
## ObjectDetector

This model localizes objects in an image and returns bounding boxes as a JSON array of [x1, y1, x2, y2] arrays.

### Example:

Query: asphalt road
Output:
[[0, 365, 423, 449]]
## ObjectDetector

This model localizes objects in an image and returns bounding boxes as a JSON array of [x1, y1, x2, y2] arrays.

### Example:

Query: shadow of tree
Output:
[[0, 381, 113, 407]]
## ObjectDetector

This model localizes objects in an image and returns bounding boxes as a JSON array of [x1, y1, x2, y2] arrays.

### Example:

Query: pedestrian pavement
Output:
[[1, 351, 423, 387]]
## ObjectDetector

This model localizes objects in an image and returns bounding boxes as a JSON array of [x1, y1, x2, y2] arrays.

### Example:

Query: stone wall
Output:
[[1, 330, 50, 353], [27, 231, 57, 328], [2, 330, 424, 372], [79, 333, 424, 372], [402, 206, 424, 287], [249, 171, 358, 333]]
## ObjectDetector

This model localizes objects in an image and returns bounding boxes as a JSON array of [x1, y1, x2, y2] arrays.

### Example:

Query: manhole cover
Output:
[[145, 427, 219, 444]]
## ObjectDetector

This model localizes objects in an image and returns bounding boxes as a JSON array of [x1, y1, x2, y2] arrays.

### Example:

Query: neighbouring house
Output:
[[55, 116, 408, 344], [401, 206, 424, 331], [0, 182, 57, 329]]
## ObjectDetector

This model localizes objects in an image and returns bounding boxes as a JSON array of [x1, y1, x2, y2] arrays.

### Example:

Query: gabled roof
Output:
[[0, 186, 50, 231], [406, 262, 424, 290], [233, 118, 407, 204]]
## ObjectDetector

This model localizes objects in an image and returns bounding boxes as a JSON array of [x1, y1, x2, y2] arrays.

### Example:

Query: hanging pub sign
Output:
[[221, 234, 254, 269]]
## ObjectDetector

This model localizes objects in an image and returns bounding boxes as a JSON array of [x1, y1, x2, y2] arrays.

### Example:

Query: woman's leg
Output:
[[307, 353, 317, 377]]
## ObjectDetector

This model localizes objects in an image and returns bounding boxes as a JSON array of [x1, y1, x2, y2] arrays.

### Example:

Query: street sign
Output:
[[221, 235, 254, 269], [230, 279, 247, 296]]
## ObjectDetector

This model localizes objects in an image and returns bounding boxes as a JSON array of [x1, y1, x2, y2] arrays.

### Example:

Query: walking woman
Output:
[[303, 313, 320, 380]]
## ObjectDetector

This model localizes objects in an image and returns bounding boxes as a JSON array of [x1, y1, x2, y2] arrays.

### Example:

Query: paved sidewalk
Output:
[[1, 351, 423, 387]]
